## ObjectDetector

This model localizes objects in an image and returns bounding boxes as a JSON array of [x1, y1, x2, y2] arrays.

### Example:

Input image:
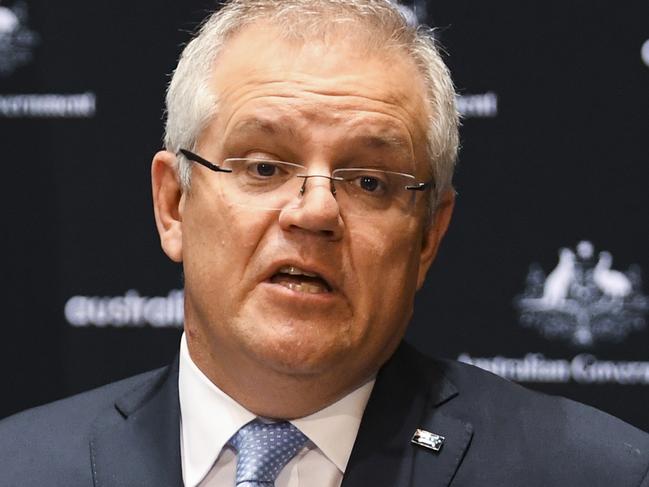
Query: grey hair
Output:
[[164, 0, 459, 208]]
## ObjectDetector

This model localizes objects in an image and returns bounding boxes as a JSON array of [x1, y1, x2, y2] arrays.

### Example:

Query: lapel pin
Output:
[[411, 428, 445, 452]]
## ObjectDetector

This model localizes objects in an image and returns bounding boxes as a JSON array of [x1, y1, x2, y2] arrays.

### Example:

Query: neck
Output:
[[185, 333, 375, 419]]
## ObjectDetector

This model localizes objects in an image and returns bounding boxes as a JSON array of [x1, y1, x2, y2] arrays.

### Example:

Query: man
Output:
[[1, 1, 648, 486]]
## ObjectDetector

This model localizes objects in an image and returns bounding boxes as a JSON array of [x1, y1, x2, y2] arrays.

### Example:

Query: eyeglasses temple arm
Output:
[[178, 149, 232, 173], [405, 181, 433, 192]]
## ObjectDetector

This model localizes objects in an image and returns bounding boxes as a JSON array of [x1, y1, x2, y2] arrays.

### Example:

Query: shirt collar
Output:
[[178, 333, 375, 486], [179, 334, 256, 487], [290, 375, 374, 472]]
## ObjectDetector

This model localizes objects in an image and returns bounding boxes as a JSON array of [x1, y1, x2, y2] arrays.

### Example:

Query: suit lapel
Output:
[[87, 345, 472, 487], [89, 358, 183, 487], [342, 343, 473, 487], [409, 412, 474, 487]]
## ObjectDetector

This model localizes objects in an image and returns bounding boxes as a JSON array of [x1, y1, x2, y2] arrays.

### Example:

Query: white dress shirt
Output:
[[178, 334, 375, 487]]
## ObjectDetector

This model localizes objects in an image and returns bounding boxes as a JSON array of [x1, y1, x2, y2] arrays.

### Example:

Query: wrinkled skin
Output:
[[152, 23, 454, 418]]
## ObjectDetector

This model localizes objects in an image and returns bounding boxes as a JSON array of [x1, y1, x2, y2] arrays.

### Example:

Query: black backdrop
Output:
[[2, 1, 648, 431]]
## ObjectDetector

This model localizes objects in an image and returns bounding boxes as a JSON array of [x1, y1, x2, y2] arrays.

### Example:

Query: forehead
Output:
[[203, 22, 430, 163]]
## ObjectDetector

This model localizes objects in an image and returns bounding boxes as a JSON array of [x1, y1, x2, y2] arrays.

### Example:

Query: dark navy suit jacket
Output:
[[1, 342, 649, 486]]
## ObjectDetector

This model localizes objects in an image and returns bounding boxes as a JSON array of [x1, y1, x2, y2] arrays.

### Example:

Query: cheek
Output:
[[181, 199, 271, 311], [184, 195, 266, 257], [347, 223, 421, 314]]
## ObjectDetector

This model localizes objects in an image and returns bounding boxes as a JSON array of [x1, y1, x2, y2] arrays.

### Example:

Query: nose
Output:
[[278, 175, 344, 239]]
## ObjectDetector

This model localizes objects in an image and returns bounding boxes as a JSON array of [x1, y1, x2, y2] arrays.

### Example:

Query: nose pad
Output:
[[294, 175, 340, 216], [279, 174, 344, 238], [298, 175, 337, 197]]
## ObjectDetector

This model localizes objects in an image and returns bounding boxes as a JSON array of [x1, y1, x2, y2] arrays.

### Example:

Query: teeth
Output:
[[272, 265, 331, 293], [278, 265, 319, 278], [279, 281, 328, 294]]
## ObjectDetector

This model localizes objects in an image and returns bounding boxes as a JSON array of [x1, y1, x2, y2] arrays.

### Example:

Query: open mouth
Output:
[[269, 265, 332, 294]]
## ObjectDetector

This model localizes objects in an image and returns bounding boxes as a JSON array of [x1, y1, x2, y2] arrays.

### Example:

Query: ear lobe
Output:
[[416, 190, 455, 290], [151, 150, 184, 263]]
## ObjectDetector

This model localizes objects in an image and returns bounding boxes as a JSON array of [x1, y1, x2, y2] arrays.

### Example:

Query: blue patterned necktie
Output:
[[229, 419, 308, 486]]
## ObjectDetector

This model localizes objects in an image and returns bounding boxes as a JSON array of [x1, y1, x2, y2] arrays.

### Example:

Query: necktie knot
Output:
[[229, 419, 308, 486]]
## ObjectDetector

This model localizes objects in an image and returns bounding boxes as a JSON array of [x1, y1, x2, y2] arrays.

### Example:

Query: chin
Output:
[[247, 332, 350, 377]]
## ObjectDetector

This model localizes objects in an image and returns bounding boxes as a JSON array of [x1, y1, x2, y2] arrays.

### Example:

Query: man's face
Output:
[[155, 24, 452, 402]]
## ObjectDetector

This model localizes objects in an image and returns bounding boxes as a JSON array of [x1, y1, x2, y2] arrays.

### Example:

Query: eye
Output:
[[253, 162, 277, 177], [359, 175, 381, 192], [243, 160, 285, 179], [352, 173, 389, 195], [335, 169, 392, 197]]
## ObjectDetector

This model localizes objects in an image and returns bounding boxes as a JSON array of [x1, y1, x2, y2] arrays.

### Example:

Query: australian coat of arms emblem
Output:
[[515, 241, 649, 347], [0, 1, 39, 77]]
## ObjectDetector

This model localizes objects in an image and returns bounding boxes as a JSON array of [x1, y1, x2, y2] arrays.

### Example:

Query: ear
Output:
[[416, 189, 455, 290], [151, 150, 184, 263]]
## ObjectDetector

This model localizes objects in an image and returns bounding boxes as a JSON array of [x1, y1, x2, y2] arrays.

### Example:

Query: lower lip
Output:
[[258, 281, 339, 304]]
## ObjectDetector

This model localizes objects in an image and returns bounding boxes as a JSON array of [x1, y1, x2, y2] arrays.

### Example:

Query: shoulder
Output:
[[0, 367, 168, 437], [0, 366, 169, 485], [407, 347, 649, 485], [435, 354, 643, 434]]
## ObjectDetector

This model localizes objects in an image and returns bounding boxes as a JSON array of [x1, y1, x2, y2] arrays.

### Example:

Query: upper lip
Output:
[[262, 259, 339, 292]]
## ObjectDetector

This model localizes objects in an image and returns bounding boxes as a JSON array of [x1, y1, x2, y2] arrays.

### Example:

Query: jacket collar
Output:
[[341, 342, 473, 487], [90, 357, 183, 487], [89, 342, 471, 487]]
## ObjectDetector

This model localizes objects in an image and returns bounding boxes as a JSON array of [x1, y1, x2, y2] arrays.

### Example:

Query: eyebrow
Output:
[[229, 117, 410, 154], [229, 117, 299, 140], [355, 133, 409, 151]]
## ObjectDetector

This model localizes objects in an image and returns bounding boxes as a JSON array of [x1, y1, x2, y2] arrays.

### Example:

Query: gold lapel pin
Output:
[[411, 428, 445, 452]]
